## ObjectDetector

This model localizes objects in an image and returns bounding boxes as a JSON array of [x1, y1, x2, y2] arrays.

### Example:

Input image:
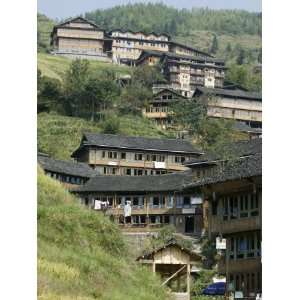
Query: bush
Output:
[[103, 115, 120, 134]]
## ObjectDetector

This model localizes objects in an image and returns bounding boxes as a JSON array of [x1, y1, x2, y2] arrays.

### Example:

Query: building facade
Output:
[[71, 133, 203, 176], [142, 88, 187, 129], [50, 17, 111, 61], [74, 171, 204, 236], [193, 87, 262, 128], [185, 139, 262, 298], [109, 29, 170, 64]]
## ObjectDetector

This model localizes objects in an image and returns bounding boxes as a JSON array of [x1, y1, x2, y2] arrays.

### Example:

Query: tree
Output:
[[171, 97, 236, 155], [236, 48, 246, 65], [63, 59, 90, 116], [225, 43, 232, 58], [210, 34, 219, 54], [37, 69, 63, 113], [102, 115, 120, 134], [82, 76, 120, 121]]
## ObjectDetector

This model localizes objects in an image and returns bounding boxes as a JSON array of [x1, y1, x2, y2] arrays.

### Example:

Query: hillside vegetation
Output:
[[38, 113, 173, 160], [38, 166, 168, 300], [38, 53, 131, 81]]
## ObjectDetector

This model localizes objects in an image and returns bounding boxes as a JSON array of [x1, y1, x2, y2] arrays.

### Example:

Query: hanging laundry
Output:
[[124, 201, 132, 217]]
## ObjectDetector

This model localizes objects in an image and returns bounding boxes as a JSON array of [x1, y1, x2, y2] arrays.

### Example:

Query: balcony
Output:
[[210, 216, 261, 234], [218, 257, 261, 274]]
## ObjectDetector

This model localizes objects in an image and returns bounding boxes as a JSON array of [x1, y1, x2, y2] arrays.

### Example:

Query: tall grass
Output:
[[38, 167, 169, 300]]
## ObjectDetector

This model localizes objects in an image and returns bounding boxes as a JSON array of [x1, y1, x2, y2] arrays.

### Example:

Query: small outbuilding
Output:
[[137, 240, 202, 300]]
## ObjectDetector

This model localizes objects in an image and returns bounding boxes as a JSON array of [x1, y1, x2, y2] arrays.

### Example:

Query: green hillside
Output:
[[38, 113, 173, 160], [38, 53, 131, 81], [38, 166, 168, 300]]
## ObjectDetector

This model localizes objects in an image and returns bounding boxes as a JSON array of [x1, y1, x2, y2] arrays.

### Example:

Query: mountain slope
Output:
[[37, 166, 168, 300]]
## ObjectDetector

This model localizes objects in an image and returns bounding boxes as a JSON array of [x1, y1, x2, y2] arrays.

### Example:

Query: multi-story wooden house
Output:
[[142, 88, 187, 129], [162, 53, 226, 96], [184, 139, 262, 298], [109, 29, 170, 65], [38, 153, 98, 188], [73, 171, 204, 236], [192, 87, 262, 128], [71, 133, 203, 176], [50, 17, 111, 61], [137, 51, 226, 97]]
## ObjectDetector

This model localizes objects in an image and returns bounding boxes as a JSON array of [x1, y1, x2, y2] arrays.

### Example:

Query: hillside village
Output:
[[37, 6, 262, 300]]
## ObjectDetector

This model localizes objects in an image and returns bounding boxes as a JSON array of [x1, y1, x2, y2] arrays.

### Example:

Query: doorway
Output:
[[185, 216, 194, 233]]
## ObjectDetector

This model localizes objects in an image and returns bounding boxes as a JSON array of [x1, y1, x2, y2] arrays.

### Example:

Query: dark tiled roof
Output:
[[185, 153, 262, 188], [72, 133, 202, 157], [109, 29, 170, 39], [164, 52, 225, 64], [193, 87, 262, 101], [169, 41, 213, 58], [74, 171, 193, 193], [38, 155, 98, 178], [54, 16, 102, 30], [184, 139, 262, 166]]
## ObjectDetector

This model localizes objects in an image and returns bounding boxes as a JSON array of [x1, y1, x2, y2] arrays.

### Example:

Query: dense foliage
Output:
[[85, 3, 261, 36], [38, 167, 168, 300], [170, 97, 246, 155], [37, 113, 172, 160]]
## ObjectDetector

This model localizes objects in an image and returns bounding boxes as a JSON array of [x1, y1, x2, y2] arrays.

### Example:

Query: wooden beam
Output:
[[161, 265, 186, 287]]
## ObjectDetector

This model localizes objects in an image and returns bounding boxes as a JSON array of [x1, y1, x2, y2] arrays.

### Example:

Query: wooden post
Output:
[[187, 263, 190, 300], [152, 262, 156, 273]]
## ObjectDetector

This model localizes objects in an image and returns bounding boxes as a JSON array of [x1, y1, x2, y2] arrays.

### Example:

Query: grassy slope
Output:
[[38, 167, 168, 300], [38, 53, 132, 81], [38, 113, 173, 160]]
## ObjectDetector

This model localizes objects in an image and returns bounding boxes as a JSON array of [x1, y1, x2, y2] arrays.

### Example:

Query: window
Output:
[[164, 215, 170, 224], [108, 151, 117, 159], [135, 153, 143, 161], [126, 168, 131, 175], [183, 196, 191, 207], [151, 155, 157, 161], [153, 197, 159, 207], [102, 151, 106, 158], [121, 152, 126, 159], [175, 156, 185, 163], [167, 196, 174, 208], [133, 197, 139, 207]]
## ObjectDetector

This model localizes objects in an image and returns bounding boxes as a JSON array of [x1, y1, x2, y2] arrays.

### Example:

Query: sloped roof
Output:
[[136, 239, 202, 262], [192, 86, 262, 101], [169, 41, 213, 58], [184, 138, 262, 166], [185, 153, 262, 188], [163, 52, 225, 64], [109, 29, 170, 39], [73, 171, 193, 193], [38, 155, 98, 178], [55, 16, 101, 29], [71, 133, 202, 157]]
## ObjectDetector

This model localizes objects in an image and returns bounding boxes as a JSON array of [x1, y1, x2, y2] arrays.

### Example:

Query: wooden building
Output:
[[192, 87, 262, 128], [73, 171, 204, 236], [137, 240, 202, 300], [184, 139, 262, 298], [38, 153, 98, 188], [109, 29, 170, 65], [137, 51, 226, 97], [71, 133, 203, 176], [142, 88, 187, 129], [50, 17, 111, 61]]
